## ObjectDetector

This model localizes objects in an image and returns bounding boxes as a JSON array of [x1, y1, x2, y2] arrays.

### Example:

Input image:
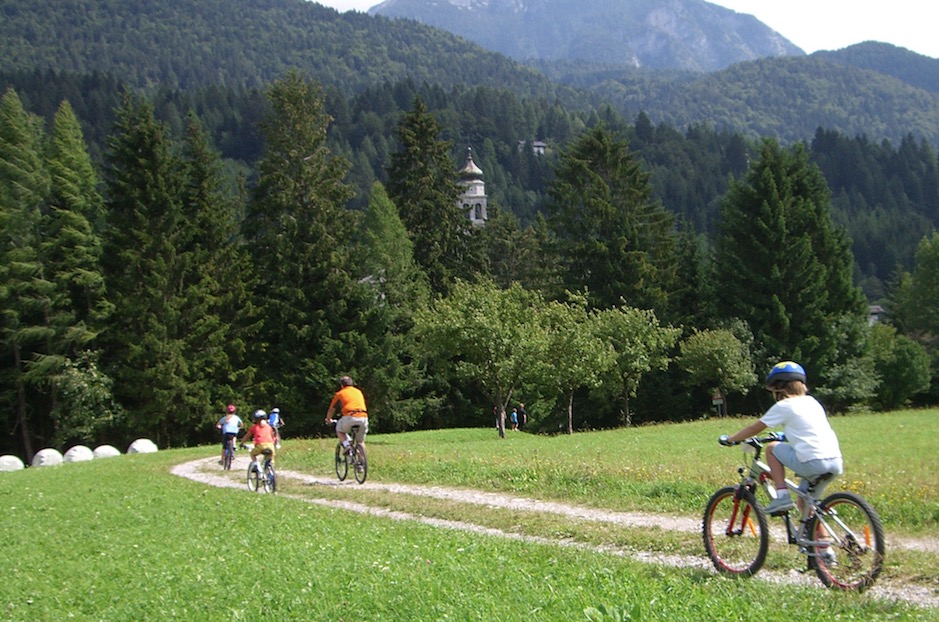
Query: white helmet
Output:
[[253, 409, 267, 421]]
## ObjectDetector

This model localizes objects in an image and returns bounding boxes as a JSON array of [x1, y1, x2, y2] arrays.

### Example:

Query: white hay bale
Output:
[[93, 444, 121, 459], [0, 455, 25, 471], [31, 448, 64, 467], [127, 438, 158, 454], [63, 445, 94, 463]]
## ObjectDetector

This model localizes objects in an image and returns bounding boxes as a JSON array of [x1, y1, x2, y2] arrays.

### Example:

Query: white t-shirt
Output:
[[760, 395, 841, 462]]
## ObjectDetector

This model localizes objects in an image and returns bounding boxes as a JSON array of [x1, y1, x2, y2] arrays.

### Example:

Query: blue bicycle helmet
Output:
[[764, 361, 807, 390]]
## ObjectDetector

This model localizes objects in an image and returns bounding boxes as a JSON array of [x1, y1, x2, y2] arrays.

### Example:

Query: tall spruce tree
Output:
[[178, 113, 258, 413], [386, 96, 478, 296], [353, 182, 431, 430], [42, 100, 118, 445], [101, 93, 193, 444], [242, 72, 357, 429], [546, 123, 677, 311], [0, 89, 51, 459], [715, 139, 866, 392]]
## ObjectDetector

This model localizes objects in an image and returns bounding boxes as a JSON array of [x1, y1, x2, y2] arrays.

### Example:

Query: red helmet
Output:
[[227, 404, 236, 413]]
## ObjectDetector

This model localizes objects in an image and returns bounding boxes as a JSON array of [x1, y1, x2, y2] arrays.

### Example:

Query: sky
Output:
[[314, 0, 939, 59]]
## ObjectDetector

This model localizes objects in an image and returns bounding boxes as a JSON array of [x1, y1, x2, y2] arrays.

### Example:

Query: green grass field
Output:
[[3, 410, 937, 621]]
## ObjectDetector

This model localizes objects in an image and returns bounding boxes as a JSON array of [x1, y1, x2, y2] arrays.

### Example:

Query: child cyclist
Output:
[[268, 407, 285, 448], [720, 361, 843, 516], [241, 409, 277, 467], [216, 404, 243, 466]]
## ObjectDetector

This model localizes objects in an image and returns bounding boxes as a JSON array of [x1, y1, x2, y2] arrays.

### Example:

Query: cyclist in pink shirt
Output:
[[241, 409, 277, 466]]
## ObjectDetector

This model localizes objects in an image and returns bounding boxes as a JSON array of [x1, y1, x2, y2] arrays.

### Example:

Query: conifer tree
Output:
[[715, 139, 866, 391], [101, 93, 192, 443], [353, 182, 430, 430], [546, 123, 677, 311], [243, 72, 357, 427], [0, 88, 51, 459], [178, 113, 258, 410], [42, 100, 118, 444], [386, 96, 478, 296]]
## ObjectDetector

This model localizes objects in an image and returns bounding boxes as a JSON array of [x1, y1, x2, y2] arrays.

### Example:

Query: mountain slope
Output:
[[369, 0, 804, 71], [814, 42, 939, 95], [0, 0, 565, 97], [539, 45, 939, 146]]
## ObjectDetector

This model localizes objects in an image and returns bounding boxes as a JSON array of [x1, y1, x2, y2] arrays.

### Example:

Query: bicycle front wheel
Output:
[[809, 491, 885, 591], [247, 464, 260, 492], [335, 443, 349, 481], [703, 485, 769, 577], [353, 444, 367, 484], [263, 462, 276, 493]]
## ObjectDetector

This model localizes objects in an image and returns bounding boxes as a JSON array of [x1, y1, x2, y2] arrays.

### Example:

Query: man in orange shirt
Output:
[[325, 376, 368, 455], [241, 409, 277, 466]]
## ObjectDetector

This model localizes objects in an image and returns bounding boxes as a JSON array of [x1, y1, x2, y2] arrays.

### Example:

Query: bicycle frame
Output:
[[734, 437, 846, 552]]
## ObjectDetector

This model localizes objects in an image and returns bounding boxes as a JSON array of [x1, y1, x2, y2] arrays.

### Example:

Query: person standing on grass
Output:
[[326, 376, 369, 455], [517, 403, 527, 429], [216, 404, 243, 465], [510, 407, 518, 431], [720, 361, 843, 515]]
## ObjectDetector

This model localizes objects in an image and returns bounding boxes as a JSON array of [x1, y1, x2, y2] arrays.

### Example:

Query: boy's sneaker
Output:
[[817, 547, 836, 565], [764, 495, 795, 515]]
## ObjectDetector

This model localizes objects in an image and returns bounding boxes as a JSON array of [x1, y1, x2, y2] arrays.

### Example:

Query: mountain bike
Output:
[[703, 433, 884, 591], [222, 435, 236, 471], [246, 448, 277, 493], [330, 419, 367, 484]]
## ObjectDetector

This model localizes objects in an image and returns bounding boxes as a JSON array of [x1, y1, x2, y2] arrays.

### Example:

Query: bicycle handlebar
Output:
[[718, 432, 786, 447]]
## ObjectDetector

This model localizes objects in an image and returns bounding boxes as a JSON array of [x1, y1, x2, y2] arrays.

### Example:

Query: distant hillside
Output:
[[2, 0, 938, 149], [0, 0, 568, 99], [369, 0, 804, 71], [815, 42, 939, 95], [540, 45, 939, 147]]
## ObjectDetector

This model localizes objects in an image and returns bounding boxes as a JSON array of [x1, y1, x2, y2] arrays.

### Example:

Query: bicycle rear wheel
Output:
[[809, 491, 885, 591], [247, 463, 260, 492], [703, 485, 769, 577], [335, 443, 349, 481], [223, 442, 233, 471], [353, 444, 368, 484], [263, 462, 276, 493]]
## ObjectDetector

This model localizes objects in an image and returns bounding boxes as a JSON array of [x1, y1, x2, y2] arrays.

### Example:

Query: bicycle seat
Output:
[[261, 448, 274, 456]]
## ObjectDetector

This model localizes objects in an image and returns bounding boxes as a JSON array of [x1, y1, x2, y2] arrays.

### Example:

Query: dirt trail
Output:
[[172, 456, 938, 609]]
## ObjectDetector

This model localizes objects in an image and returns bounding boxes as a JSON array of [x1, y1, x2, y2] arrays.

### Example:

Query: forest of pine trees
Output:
[[3, 68, 939, 461]]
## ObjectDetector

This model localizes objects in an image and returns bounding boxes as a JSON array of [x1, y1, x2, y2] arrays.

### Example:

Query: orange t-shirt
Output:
[[329, 385, 368, 417], [244, 421, 275, 445]]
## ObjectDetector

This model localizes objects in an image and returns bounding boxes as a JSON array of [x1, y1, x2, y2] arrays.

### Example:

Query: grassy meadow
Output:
[[3, 410, 937, 621]]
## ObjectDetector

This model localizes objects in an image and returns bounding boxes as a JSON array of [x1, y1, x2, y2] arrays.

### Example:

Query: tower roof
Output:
[[459, 147, 483, 179]]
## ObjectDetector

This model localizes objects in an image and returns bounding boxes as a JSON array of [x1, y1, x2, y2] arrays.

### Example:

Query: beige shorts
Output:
[[337, 416, 368, 443]]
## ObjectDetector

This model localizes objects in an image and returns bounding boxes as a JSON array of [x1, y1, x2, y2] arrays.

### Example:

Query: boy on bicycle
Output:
[[325, 376, 368, 455], [721, 361, 843, 515], [216, 404, 243, 466], [241, 409, 277, 467]]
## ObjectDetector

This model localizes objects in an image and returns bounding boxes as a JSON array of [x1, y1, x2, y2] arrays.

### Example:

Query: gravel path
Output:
[[172, 456, 938, 609]]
